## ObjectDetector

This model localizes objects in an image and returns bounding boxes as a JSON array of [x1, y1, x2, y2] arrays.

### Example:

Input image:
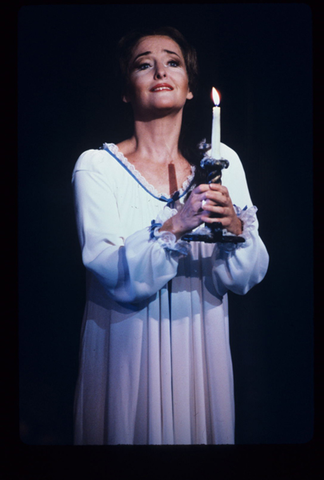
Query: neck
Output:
[[130, 109, 184, 164]]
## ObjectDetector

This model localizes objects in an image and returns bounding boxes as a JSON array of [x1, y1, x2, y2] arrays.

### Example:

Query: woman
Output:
[[72, 26, 269, 445]]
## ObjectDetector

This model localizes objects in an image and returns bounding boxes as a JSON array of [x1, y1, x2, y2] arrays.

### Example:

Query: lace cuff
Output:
[[149, 206, 191, 256], [234, 205, 258, 242]]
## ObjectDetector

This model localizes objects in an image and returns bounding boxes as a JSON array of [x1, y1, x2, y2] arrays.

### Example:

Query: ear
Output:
[[122, 86, 131, 103], [186, 90, 194, 100]]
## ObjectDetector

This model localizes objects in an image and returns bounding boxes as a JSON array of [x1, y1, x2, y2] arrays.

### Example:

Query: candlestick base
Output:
[[182, 227, 245, 244], [182, 140, 245, 244]]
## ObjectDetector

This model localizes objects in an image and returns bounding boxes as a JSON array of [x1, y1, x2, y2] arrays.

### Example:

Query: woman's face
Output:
[[124, 35, 193, 117]]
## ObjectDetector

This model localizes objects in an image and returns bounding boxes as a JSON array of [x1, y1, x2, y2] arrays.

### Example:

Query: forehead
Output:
[[131, 35, 183, 58]]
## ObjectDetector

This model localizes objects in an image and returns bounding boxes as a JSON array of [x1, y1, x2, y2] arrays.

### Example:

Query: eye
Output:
[[137, 62, 152, 71], [168, 59, 180, 67]]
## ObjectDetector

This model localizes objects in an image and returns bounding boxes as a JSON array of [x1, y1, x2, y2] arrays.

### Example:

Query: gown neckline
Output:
[[103, 142, 196, 202]]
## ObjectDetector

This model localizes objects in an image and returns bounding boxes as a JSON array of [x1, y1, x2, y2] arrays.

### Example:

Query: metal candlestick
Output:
[[182, 140, 245, 244]]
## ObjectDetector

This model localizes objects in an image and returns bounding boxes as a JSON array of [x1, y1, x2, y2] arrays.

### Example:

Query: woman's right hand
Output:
[[159, 184, 210, 240]]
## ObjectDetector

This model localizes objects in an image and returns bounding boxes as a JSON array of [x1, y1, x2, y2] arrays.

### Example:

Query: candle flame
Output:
[[212, 87, 220, 106]]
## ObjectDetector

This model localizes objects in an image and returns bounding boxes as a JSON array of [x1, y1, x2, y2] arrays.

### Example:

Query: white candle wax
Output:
[[211, 104, 221, 159]]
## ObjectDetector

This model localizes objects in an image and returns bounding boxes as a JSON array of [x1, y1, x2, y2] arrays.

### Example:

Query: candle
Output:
[[211, 87, 221, 159]]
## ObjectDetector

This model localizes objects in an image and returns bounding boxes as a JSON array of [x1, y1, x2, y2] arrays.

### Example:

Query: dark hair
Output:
[[116, 26, 199, 98]]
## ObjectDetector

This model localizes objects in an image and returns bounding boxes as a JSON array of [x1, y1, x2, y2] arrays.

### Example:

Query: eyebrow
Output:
[[133, 49, 181, 62]]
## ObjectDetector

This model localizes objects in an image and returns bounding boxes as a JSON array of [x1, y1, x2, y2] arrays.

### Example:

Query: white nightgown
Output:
[[72, 142, 269, 445]]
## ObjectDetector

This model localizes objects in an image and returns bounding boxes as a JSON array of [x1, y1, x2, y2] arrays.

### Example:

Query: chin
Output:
[[152, 98, 187, 112], [132, 99, 186, 120]]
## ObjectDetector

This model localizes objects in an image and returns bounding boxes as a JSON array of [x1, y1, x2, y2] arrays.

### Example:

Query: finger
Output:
[[208, 183, 229, 196], [200, 214, 224, 225], [193, 191, 210, 209], [197, 195, 216, 213], [201, 214, 234, 228], [205, 192, 229, 207], [193, 184, 211, 194], [203, 204, 228, 216]]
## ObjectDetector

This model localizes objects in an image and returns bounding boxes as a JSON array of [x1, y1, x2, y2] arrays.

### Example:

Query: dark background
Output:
[[18, 2, 313, 452]]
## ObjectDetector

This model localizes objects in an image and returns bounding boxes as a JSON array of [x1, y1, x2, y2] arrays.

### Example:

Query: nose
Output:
[[154, 61, 167, 79]]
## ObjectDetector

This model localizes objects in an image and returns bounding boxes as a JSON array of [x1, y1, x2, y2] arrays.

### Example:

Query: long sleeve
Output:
[[212, 222, 269, 297], [72, 150, 185, 304], [211, 144, 269, 297]]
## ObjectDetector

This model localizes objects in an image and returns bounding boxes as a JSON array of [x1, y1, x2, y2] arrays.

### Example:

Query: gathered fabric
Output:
[[72, 142, 269, 445]]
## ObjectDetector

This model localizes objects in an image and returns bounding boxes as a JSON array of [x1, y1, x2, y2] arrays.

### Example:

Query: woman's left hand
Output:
[[200, 183, 243, 236]]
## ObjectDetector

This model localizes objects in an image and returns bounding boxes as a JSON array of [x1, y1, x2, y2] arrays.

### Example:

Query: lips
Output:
[[150, 83, 174, 92]]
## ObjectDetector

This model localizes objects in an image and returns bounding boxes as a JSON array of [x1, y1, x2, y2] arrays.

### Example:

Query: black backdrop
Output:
[[18, 3, 313, 450]]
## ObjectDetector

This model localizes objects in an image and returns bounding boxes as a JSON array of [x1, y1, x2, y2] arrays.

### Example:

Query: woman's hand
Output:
[[201, 183, 243, 236], [159, 183, 242, 240], [159, 184, 210, 240]]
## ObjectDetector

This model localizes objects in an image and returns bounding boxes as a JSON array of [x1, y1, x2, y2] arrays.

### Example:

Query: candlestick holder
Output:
[[182, 140, 245, 244]]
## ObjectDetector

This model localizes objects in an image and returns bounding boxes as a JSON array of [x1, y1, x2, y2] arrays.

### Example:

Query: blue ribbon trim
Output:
[[149, 220, 162, 239], [102, 144, 193, 205], [233, 204, 248, 215]]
